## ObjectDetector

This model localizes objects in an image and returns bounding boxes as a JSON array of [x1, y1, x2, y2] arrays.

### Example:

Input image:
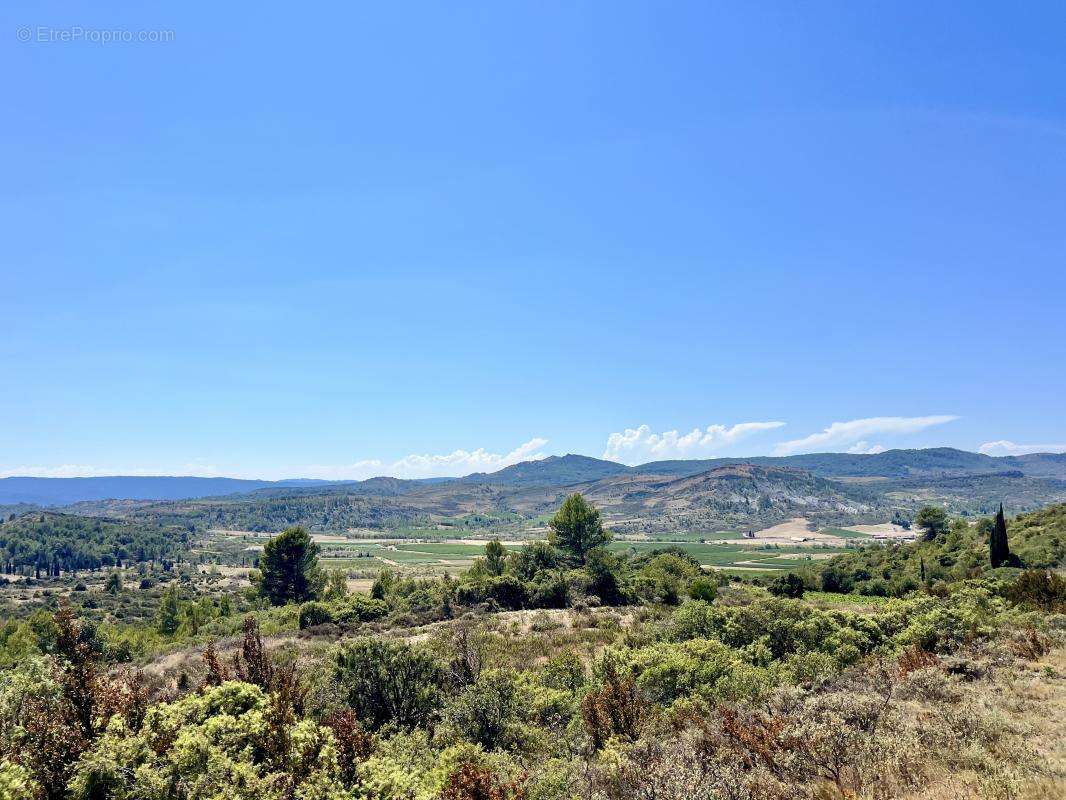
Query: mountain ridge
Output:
[[3, 448, 1065, 507]]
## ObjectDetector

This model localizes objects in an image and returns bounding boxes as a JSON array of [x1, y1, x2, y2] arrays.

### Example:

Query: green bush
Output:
[[768, 573, 805, 599], [333, 637, 442, 731], [335, 593, 389, 623], [688, 577, 717, 603], [298, 601, 333, 629]]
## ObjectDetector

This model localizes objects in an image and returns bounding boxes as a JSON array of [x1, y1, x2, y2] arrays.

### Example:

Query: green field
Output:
[[608, 540, 845, 571], [278, 534, 848, 576], [818, 527, 874, 539]]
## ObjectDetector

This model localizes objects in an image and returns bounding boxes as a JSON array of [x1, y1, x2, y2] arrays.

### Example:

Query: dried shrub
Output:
[[16, 605, 151, 800], [581, 654, 647, 749], [324, 707, 374, 787], [441, 762, 526, 800], [1006, 628, 1052, 660], [897, 645, 942, 678]]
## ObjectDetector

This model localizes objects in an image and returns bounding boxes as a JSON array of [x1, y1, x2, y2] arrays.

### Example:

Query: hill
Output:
[[0, 476, 337, 507], [817, 502, 1066, 595], [634, 447, 1066, 480], [0, 511, 186, 575], [460, 454, 628, 486], [10, 448, 1066, 534], [577, 463, 878, 532]]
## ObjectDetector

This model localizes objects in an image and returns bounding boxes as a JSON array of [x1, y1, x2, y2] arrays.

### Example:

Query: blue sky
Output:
[[2, 2, 1064, 479]]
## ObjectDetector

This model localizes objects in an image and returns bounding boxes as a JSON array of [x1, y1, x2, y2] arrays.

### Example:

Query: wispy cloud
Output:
[[0, 462, 226, 479], [0, 439, 551, 482], [603, 422, 786, 465], [978, 440, 1066, 457], [301, 437, 550, 480], [773, 415, 959, 456]]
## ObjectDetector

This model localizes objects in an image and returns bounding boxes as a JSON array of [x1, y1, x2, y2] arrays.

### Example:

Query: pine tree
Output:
[[484, 539, 507, 576], [548, 494, 611, 565], [157, 585, 182, 635], [259, 526, 324, 606], [990, 503, 1011, 568]]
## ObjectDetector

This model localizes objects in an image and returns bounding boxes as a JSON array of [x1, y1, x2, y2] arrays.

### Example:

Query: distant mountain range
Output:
[[8, 448, 1064, 534], [0, 476, 336, 507], [3, 449, 1065, 508]]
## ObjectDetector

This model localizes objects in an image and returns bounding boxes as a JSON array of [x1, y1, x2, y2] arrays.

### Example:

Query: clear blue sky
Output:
[[2, 2, 1064, 479]]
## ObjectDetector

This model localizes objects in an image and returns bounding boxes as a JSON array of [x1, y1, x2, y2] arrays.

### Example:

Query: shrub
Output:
[[485, 576, 527, 611], [630, 638, 773, 704], [298, 601, 333, 629], [687, 577, 717, 603], [1004, 569, 1066, 613], [333, 638, 442, 731], [335, 593, 389, 623], [445, 670, 524, 750], [581, 653, 647, 749], [768, 573, 805, 599]]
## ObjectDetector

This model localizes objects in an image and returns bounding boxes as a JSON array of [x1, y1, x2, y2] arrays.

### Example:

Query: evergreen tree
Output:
[[484, 539, 507, 576], [914, 506, 949, 541], [157, 585, 182, 635], [259, 526, 324, 606], [104, 571, 122, 594], [548, 494, 611, 565], [990, 503, 1011, 568]]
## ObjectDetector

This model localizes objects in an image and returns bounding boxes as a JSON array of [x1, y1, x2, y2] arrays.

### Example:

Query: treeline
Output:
[[0, 512, 187, 576], [816, 502, 1066, 597]]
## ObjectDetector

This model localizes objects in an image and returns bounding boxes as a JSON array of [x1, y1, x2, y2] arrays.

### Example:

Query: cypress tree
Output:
[[989, 503, 1011, 568]]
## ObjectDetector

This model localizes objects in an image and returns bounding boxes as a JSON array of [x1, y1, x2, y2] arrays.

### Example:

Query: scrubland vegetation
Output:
[[0, 496, 1063, 799]]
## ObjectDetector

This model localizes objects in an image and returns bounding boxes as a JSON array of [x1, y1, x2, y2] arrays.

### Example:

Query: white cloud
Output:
[[301, 437, 550, 480], [0, 439, 551, 482], [978, 440, 1066, 457], [602, 422, 786, 465], [846, 441, 887, 454], [773, 415, 959, 456], [0, 462, 226, 479]]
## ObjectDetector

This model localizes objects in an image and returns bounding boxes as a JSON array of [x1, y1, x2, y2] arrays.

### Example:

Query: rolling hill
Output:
[[4, 449, 1065, 534]]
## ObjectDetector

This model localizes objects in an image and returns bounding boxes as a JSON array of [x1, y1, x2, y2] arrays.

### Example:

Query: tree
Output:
[[484, 539, 507, 576], [548, 494, 610, 565], [324, 567, 349, 600], [157, 585, 182, 635], [989, 504, 1012, 568], [914, 506, 949, 541], [258, 526, 324, 606], [104, 572, 122, 594]]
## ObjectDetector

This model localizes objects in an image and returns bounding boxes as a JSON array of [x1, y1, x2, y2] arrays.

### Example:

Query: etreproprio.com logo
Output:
[[16, 26, 175, 44]]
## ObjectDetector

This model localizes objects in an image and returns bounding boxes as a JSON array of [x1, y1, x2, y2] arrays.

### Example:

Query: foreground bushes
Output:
[[1, 572, 1061, 800]]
